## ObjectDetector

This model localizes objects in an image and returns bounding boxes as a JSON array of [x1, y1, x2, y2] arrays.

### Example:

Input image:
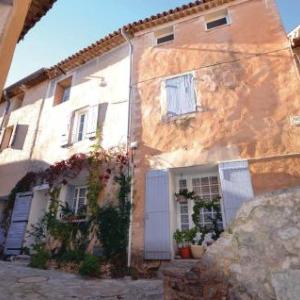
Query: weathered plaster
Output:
[[129, 0, 300, 259]]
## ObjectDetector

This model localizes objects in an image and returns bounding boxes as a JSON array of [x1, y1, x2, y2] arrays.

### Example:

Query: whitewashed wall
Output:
[[32, 43, 129, 165]]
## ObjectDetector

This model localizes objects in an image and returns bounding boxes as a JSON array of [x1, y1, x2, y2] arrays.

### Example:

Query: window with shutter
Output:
[[70, 107, 89, 143], [164, 73, 197, 117]]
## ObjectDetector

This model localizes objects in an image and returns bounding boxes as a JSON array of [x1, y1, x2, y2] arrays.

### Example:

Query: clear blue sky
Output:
[[6, 0, 300, 86]]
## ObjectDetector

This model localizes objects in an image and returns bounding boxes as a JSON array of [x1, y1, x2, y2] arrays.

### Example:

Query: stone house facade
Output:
[[0, 0, 300, 265]]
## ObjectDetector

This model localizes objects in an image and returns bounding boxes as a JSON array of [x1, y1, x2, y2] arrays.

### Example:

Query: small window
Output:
[[0, 126, 14, 151], [54, 76, 72, 105], [163, 73, 197, 117], [205, 9, 229, 30], [155, 26, 174, 45], [72, 186, 87, 215]]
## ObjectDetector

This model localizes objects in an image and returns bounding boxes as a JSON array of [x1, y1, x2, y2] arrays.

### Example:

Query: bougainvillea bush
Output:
[[4, 141, 131, 278]]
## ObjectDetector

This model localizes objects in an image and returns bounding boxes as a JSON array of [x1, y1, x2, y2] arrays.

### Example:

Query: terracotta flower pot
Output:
[[191, 245, 205, 259], [179, 246, 191, 259]]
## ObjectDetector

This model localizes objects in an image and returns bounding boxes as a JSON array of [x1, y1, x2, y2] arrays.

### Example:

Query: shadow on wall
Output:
[[0, 159, 50, 197]]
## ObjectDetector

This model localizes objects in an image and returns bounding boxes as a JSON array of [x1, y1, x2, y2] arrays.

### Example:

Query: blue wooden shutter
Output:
[[144, 170, 171, 260], [219, 160, 254, 228], [5, 192, 32, 255]]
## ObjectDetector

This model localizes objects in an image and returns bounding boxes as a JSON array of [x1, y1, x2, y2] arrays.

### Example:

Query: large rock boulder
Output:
[[164, 188, 300, 300]]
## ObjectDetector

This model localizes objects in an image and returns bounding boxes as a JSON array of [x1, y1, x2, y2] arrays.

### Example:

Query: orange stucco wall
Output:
[[0, 0, 32, 94], [129, 0, 300, 259]]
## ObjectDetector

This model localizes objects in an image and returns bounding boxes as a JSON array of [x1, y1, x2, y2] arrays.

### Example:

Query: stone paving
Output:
[[0, 261, 163, 300]]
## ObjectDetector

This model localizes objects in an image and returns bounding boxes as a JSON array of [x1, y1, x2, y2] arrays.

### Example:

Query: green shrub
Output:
[[30, 245, 49, 269], [79, 254, 101, 277], [57, 250, 85, 264]]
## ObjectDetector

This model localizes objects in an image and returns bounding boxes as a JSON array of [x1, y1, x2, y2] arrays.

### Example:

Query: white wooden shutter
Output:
[[5, 192, 32, 255], [86, 105, 99, 139], [9, 123, 18, 148], [144, 170, 171, 260], [219, 160, 254, 228], [66, 185, 75, 211], [60, 113, 73, 147], [98, 102, 108, 129]]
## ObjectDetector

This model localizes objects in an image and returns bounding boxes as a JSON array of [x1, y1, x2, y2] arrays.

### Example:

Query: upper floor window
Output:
[[162, 73, 197, 118], [0, 124, 26, 151], [75, 108, 88, 142], [54, 76, 72, 105], [155, 26, 174, 45], [205, 9, 229, 30], [60, 103, 108, 147]]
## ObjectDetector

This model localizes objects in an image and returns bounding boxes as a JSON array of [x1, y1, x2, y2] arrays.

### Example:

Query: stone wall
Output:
[[163, 188, 300, 300]]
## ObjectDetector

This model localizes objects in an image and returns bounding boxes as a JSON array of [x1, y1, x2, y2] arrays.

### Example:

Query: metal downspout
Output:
[[121, 27, 134, 268]]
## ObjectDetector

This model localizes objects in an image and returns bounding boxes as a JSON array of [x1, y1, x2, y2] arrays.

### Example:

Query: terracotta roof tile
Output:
[[4, 0, 236, 100], [19, 0, 57, 41]]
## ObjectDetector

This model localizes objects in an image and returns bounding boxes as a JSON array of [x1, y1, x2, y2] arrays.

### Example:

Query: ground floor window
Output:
[[176, 174, 223, 230], [72, 186, 87, 214]]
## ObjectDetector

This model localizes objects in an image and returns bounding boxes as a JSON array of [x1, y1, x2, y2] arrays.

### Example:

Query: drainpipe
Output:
[[121, 27, 134, 268], [0, 90, 11, 135]]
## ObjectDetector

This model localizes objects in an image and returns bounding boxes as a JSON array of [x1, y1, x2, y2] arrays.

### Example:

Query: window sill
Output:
[[154, 40, 174, 48], [61, 216, 87, 223], [62, 137, 95, 148], [162, 107, 203, 123]]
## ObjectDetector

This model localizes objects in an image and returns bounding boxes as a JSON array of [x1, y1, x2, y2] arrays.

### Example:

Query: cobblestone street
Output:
[[0, 262, 163, 300]]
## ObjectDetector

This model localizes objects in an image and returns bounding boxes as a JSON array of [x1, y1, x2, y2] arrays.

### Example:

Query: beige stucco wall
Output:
[[0, 0, 32, 94], [129, 0, 300, 260]]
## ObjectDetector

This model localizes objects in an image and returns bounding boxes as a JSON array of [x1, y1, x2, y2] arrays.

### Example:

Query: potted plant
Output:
[[190, 201, 208, 259], [190, 228, 206, 259], [190, 197, 224, 258], [173, 229, 191, 259]]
